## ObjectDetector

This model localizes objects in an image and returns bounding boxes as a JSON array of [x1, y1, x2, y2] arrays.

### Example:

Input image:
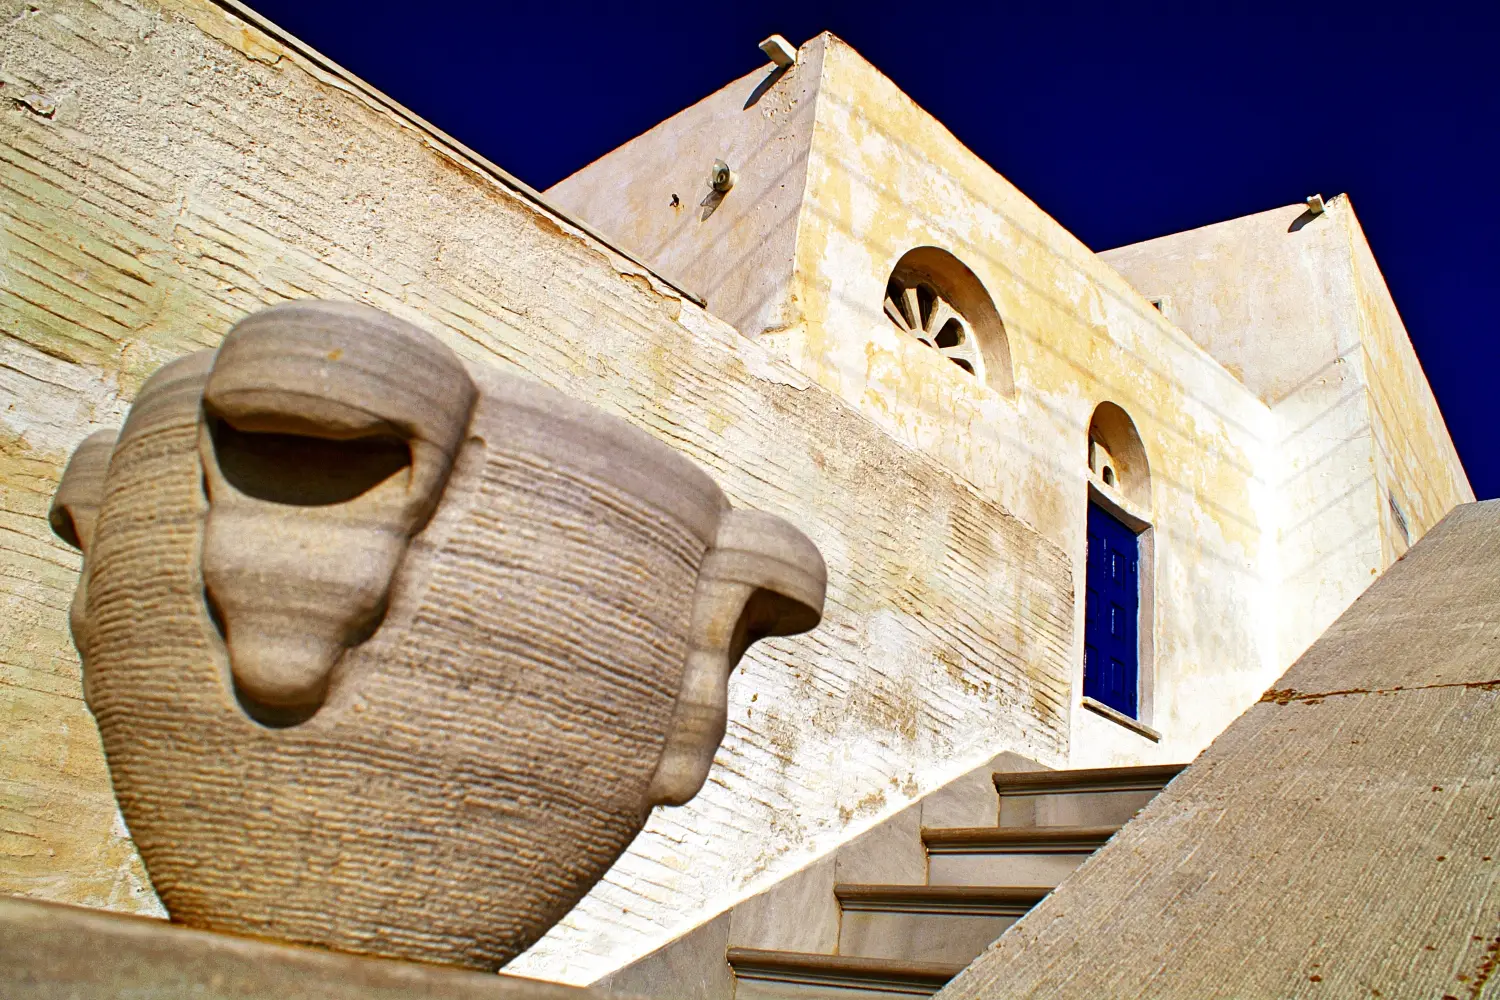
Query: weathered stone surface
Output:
[[727, 855, 841, 957], [601, 912, 735, 1000], [0, 894, 616, 1000], [939, 500, 1500, 999], [0, 0, 1074, 980]]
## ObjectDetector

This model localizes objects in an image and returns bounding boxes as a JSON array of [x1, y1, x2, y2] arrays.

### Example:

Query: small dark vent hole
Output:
[[915, 284, 937, 327], [936, 319, 964, 349], [1389, 489, 1410, 545], [886, 279, 911, 325], [208, 418, 410, 506], [1103, 467, 1116, 486]]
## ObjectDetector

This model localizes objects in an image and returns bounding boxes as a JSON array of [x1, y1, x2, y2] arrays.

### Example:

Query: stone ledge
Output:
[[1080, 697, 1162, 742], [0, 895, 615, 1000]]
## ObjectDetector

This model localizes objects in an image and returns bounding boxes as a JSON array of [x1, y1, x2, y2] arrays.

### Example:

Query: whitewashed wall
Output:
[[0, 0, 1073, 983]]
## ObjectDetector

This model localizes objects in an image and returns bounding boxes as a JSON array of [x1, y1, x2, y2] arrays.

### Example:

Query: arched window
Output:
[[881, 247, 1015, 397], [1087, 402, 1150, 508], [1083, 403, 1153, 727]]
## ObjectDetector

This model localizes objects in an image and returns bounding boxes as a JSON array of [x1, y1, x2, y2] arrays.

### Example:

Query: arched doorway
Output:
[[1083, 403, 1152, 721]]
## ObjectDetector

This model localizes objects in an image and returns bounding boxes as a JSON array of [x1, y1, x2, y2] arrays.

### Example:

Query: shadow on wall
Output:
[[744, 63, 792, 109]]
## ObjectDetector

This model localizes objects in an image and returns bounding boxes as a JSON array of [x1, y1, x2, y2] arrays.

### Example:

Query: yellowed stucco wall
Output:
[[778, 37, 1284, 767], [556, 35, 1286, 767], [551, 33, 1471, 778], [0, 0, 1085, 984]]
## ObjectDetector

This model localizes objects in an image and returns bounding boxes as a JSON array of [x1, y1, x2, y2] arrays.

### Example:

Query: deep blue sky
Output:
[[250, 1, 1499, 498]]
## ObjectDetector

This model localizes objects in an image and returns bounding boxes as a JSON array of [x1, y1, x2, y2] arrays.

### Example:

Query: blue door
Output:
[[1084, 503, 1140, 717]]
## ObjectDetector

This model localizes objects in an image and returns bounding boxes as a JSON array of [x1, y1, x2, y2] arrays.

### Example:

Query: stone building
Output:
[[0, 2, 1472, 992]]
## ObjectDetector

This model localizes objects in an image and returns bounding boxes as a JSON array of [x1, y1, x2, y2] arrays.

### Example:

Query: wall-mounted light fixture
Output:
[[1306, 193, 1326, 215], [710, 159, 735, 194]]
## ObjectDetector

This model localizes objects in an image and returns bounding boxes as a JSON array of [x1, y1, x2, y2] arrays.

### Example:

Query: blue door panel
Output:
[[1084, 503, 1139, 718]]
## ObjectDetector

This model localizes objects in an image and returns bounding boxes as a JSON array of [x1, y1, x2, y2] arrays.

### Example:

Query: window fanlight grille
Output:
[[883, 278, 984, 379]]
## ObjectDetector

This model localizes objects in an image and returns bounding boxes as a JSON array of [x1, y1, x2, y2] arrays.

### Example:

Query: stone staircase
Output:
[[604, 758, 1185, 1000]]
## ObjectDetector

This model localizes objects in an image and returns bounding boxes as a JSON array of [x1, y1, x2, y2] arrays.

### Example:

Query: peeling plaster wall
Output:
[[545, 46, 823, 341], [0, 0, 1077, 984], [1103, 198, 1472, 665], [773, 37, 1280, 768]]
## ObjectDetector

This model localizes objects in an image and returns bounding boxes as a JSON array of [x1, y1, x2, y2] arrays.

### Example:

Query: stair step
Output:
[[921, 826, 1116, 886], [992, 764, 1186, 795], [834, 883, 1051, 912], [833, 885, 1047, 965], [727, 948, 964, 998], [993, 764, 1185, 827], [922, 825, 1119, 851]]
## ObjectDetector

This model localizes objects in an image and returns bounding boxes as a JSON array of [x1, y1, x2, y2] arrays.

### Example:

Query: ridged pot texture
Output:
[[55, 301, 826, 970]]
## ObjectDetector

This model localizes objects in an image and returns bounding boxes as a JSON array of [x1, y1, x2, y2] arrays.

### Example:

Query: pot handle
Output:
[[50, 428, 118, 700], [647, 509, 826, 807]]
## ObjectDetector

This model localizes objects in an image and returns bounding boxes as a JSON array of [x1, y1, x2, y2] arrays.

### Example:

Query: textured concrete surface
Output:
[[940, 500, 1500, 999], [0, 0, 1074, 983], [0, 895, 606, 1000]]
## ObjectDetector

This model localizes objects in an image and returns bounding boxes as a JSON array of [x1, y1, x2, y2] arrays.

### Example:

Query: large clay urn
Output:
[[51, 301, 826, 970]]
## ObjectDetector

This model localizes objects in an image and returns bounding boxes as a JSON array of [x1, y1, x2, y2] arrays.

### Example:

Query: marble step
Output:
[[993, 763, 1186, 827], [832, 884, 1048, 966], [922, 825, 1116, 886], [727, 947, 964, 999]]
